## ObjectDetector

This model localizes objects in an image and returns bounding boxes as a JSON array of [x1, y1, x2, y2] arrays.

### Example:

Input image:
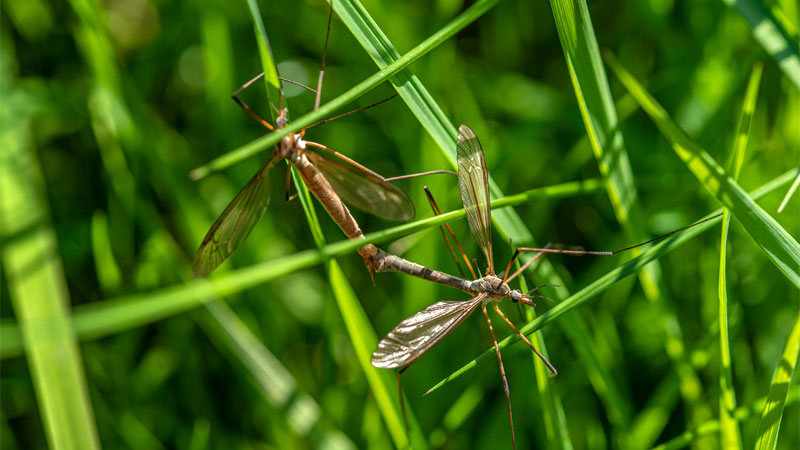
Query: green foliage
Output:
[[2, 0, 798, 449]]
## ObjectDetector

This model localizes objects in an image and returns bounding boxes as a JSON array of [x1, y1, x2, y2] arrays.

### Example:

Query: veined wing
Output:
[[456, 125, 493, 272], [307, 151, 415, 222], [192, 153, 280, 277], [371, 294, 487, 369]]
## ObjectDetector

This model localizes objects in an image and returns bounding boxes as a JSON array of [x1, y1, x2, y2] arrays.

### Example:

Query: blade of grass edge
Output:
[[425, 166, 796, 392], [753, 312, 800, 450], [604, 50, 800, 290], [718, 61, 763, 450]]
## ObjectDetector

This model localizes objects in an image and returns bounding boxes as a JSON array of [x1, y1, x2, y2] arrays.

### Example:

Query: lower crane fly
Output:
[[192, 7, 451, 277], [365, 125, 720, 448]]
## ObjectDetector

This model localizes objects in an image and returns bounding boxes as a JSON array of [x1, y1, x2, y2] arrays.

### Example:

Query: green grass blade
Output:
[[718, 61, 763, 450], [721, 0, 800, 89], [0, 178, 603, 359], [517, 270, 573, 449], [777, 171, 800, 213], [753, 312, 800, 450], [1, 101, 100, 449], [605, 51, 800, 289], [652, 385, 800, 450], [190, 0, 501, 180], [425, 167, 797, 392]]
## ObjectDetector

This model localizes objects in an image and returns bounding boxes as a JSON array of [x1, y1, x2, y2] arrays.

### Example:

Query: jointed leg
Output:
[[482, 303, 516, 450], [424, 186, 475, 279], [493, 303, 557, 377]]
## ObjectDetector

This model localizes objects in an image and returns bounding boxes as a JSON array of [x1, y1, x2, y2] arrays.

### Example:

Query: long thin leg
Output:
[[504, 213, 724, 279], [493, 303, 557, 377], [503, 244, 549, 283], [232, 72, 276, 131], [306, 94, 397, 129], [314, 3, 334, 110], [397, 369, 409, 437], [424, 186, 475, 279], [384, 170, 456, 182], [284, 167, 294, 202], [482, 303, 516, 450]]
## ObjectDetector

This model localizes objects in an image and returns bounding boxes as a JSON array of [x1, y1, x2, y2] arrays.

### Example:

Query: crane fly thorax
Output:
[[473, 275, 512, 299], [281, 133, 306, 162]]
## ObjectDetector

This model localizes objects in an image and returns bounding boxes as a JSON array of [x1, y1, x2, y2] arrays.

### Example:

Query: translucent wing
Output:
[[371, 294, 486, 369], [456, 125, 493, 272], [192, 153, 279, 277], [307, 151, 415, 221]]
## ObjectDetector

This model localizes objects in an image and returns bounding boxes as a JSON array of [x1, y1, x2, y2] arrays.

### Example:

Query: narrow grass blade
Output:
[[721, 0, 800, 89], [190, 0, 500, 180], [754, 312, 800, 450], [605, 51, 800, 289], [777, 171, 800, 213], [425, 167, 797, 392], [1, 106, 100, 449], [244, 0, 282, 117], [718, 61, 763, 450], [0, 178, 603, 359], [652, 385, 800, 450]]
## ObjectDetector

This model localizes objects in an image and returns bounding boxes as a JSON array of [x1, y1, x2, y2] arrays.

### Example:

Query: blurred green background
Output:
[[1, 0, 798, 448]]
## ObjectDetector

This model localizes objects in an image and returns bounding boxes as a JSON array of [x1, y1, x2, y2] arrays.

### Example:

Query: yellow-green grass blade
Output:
[[425, 167, 797, 392], [753, 312, 800, 450], [244, 0, 282, 119], [721, 0, 800, 89], [718, 61, 763, 450], [605, 51, 800, 289], [0, 178, 604, 359], [651, 385, 800, 450], [1, 99, 100, 449]]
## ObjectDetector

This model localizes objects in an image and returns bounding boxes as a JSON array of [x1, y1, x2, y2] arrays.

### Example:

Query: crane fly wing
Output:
[[192, 153, 280, 278], [456, 125, 493, 272], [371, 294, 487, 369], [307, 151, 415, 222]]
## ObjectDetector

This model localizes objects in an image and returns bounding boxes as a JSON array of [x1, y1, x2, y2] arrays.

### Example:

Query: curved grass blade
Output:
[[604, 50, 800, 289], [425, 166, 797, 393], [718, 61, 763, 450], [456, 125, 493, 272], [753, 312, 800, 450], [777, 171, 800, 213]]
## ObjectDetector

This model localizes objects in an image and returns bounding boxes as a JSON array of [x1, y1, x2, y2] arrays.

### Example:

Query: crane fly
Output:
[[364, 124, 721, 448], [192, 7, 440, 278]]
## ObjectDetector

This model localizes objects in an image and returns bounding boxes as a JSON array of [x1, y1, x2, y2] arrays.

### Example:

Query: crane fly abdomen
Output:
[[293, 152, 364, 240]]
